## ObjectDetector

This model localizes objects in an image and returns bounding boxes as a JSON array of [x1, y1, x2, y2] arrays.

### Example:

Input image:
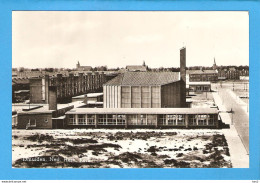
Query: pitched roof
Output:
[[104, 72, 180, 86], [187, 70, 217, 74], [126, 65, 147, 71], [12, 78, 30, 85]]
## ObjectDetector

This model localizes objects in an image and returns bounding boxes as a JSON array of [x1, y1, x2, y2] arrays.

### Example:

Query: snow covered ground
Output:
[[12, 129, 231, 168]]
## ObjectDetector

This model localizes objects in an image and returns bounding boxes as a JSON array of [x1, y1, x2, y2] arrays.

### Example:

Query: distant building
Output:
[[15, 87, 75, 129], [72, 92, 103, 108], [104, 54, 186, 108], [64, 48, 220, 129], [12, 78, 30, 103], [213, 57, 217, 70], [187, 69, 218, 82], [126, 61, 148, 72], [240, 76, 249, 81], [103, 72, 185, 108], [14, 48, 220, 129], [29, 72, 106, 104], [188, 82, 211, 92], [14, 90, 30, 103], [76, 61, 92, 71]]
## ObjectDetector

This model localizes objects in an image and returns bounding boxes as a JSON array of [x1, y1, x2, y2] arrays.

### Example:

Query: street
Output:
[[213, 82, 249, 154]]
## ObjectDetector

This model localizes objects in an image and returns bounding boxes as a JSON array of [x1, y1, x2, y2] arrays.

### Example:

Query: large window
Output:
[[121, 86, 131, 108], [117, 115, 126, 125], [132, 86, 141, 108], [98, 114, 106, 125], [147, 115, 156, 125], [136, 114, 146, 125], [107, 114, 117, 125], [208, 114, 215, 125], [141, 86, 151, 108], [78, 114, 86, 125], [204, 86, 209, 91], [158, 114, 166, 125], [198, 115, 207, 125], [87, 114, 95, 125], [188, 114, 197, 126], [29, 119, 36, 127], [128, 114, 137, 125], [167, 115, 176, 125], [68, 114, 76, 125], [177, 115, 185, 125]]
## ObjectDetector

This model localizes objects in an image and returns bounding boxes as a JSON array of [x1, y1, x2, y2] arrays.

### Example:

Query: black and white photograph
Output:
[[12, 11, 249, 168]]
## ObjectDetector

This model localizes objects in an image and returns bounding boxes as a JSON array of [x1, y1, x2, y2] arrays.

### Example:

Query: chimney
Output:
[[180, 47, 186, 107], [180, 47, 186, 83], [44, 75, 49, 104], [48, 86, 57, 111]]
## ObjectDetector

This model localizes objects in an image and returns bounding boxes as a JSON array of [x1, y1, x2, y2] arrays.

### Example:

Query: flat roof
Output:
[[188, 82, 211, 85], [72, 93, 103, 99], [86, 101, 103, 104], [52, 115, 66, 119], [72, 94, 86, 99], [14, 101, 84, 114], [187, 70, 218, 75], [14, 90, 30, 93], [66, 107, 218, 115], [87, 93, 103, 97]]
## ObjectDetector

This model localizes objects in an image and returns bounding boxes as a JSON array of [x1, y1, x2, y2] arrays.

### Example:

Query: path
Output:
[[212, 92, 249, 168]]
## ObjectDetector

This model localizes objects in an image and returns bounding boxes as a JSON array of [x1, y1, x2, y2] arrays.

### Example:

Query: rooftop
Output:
[[12, 78, 29, 85], [87, 93, 103, 97], [126, 65, 147, 71], [104, 72, 180, 86], [187, 70, 217, 75], [188, 82, 211, 85], [13, 101, 85, 114], [66, 107, 218, 115], [14, 90, 30, 94]]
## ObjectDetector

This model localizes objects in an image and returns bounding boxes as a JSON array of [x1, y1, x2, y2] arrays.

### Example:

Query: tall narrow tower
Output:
[[213, 57, 217, 70], [180, 47, 186, 107], [76, 61, 80, 69]]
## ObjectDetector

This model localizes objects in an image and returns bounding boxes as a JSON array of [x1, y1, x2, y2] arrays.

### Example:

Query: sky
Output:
[[12, 11, 249, 69]]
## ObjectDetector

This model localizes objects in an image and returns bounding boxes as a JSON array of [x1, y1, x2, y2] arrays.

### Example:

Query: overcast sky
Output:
[[12, 11, 249, 69]]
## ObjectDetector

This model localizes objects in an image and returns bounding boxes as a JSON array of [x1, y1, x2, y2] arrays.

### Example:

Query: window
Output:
[[98, 114, 106, 125], [86, 114, 95, 125], [158, 114, 166, 125], [117, 115, 126, 125], [137, 114, 146, 125], [198, 115, 207, 126], [107, 114, 116, 125], [30, 119, 36, 127], [208, 115, 215, 125], [188, 115, 197, 125], [78, 114, 86, 125], [167, 115, 176, 125], [68, 114, 76, 125], [177, 115, 185, 125]]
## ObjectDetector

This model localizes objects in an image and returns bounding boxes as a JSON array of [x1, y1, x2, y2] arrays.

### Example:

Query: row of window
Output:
[[68, 114, 217, 126]]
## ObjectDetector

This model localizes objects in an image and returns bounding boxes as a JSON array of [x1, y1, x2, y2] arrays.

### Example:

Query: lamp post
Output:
[[230, 107, 233, 125]]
